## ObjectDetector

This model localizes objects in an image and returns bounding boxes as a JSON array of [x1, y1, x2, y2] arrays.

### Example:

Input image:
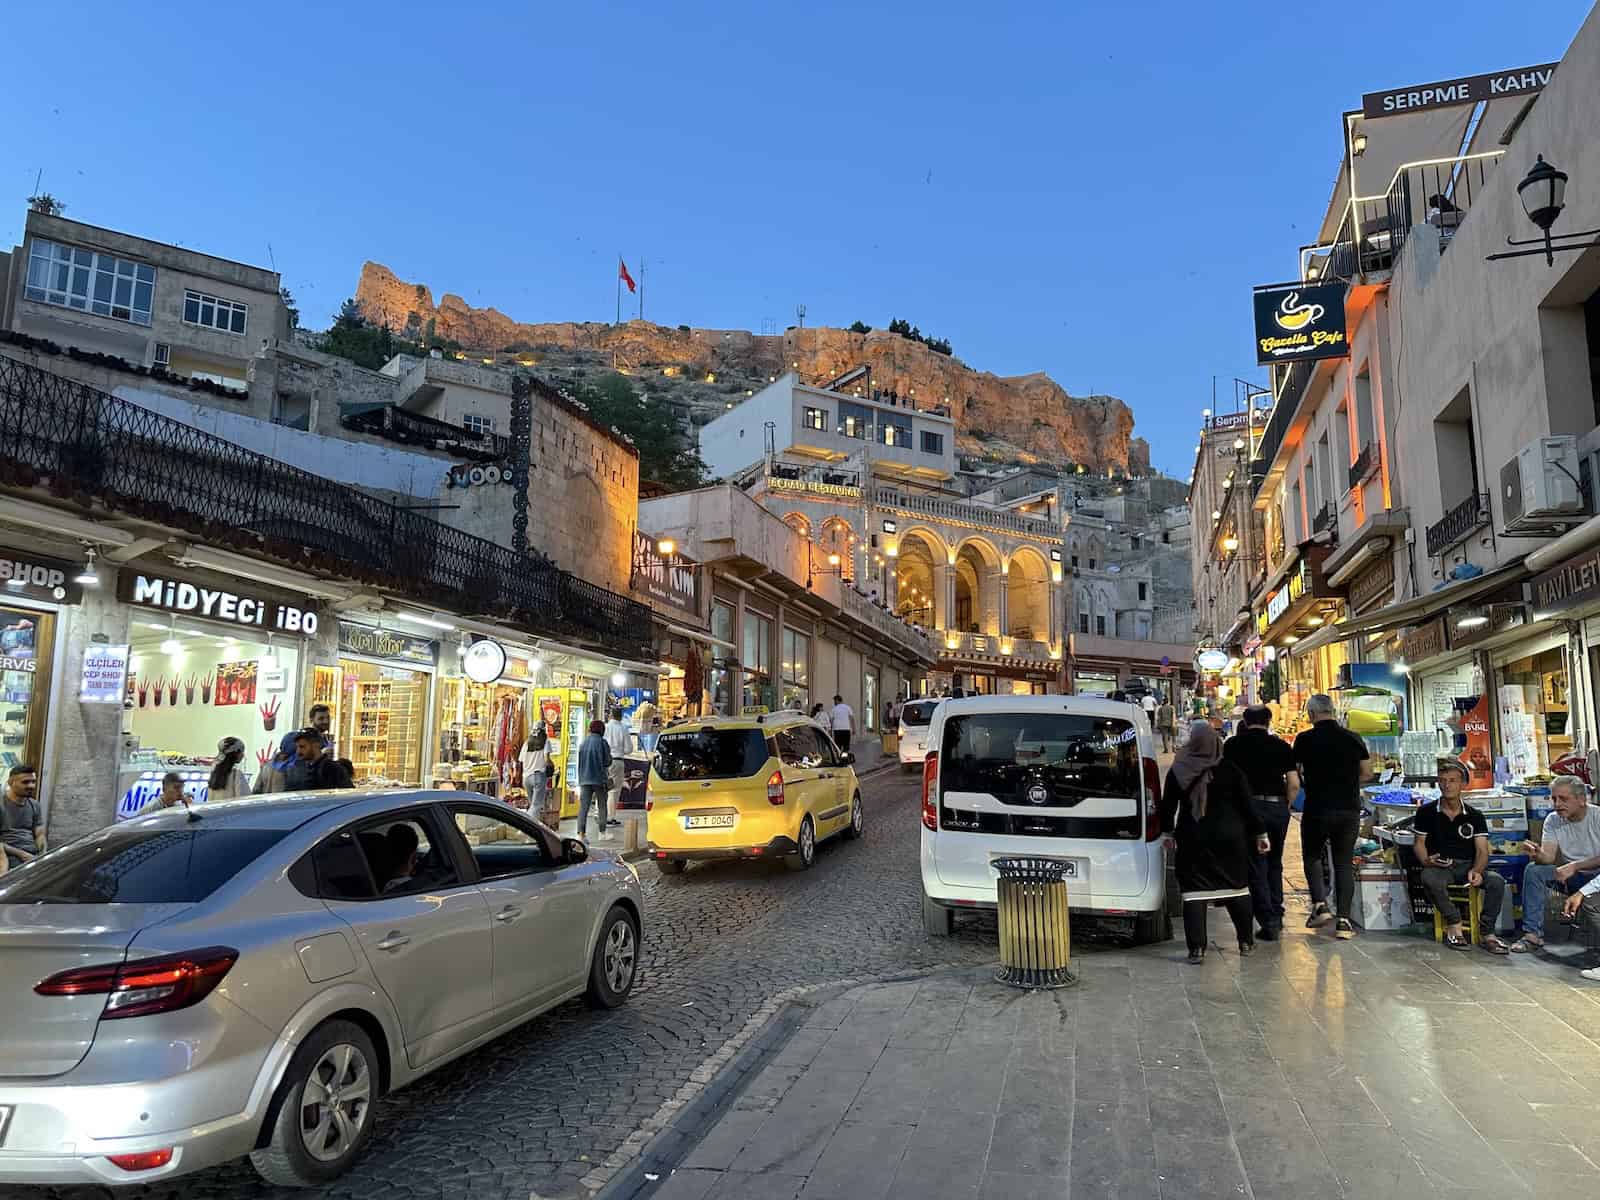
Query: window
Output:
[[1079, 613, 1089, 633], [1331, 407, 1351, 494], [293, 811, 464, 900], [1089, 558, 1097, 570], [1138, 582, 1147, 601], [879, 414, 912, 447], [838, 401, 873, 440], [802, 407, 828, 432], [448, 805, 556, 880], [462, 413, 497, 435], [25, 238, 154, 325], [1354, 369, 1376, 457], [1, 824, 286, 904], [742, 610, 774, 711], [777, 724, 831, 769], [655, 728, 773, 780], [781, 627, 809, 711], [182, 289, 249, 335], [920, 430, 944, 455], [1096, 615, 1107, 635], [1315, 433, 1333, 516], [899, 700, 937, 727], [710, 601, 736, 715], [153, 343, 171, 368], [1433, 386, 1480, 510], [1071, 555, 1079, 569], [1288, 480, 1303, 544]]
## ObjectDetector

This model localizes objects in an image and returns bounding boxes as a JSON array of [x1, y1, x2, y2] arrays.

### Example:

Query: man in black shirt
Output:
[[1292, 693, 1372, 938], [1224, 705, 1299, 941], [1414, 758, 1508, 952]]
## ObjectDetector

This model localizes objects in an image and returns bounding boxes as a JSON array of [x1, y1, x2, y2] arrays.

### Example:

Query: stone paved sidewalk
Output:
[[624, 928, 1600, 1200]]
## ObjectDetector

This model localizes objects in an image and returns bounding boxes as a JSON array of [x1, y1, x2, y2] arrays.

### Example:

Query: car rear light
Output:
[[36, 947, 238, 1020], [921, 752, 939, 830], [108, 1149, 174, 1172], [767, 769, 785, 804], [1142, 756, 1163, 841]]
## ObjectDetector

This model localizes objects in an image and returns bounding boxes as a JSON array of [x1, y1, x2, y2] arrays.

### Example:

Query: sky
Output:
[[3, 1, 1587, 477]]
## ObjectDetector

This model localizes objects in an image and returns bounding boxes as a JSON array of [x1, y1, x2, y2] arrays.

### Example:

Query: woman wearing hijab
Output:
[[209, 736, 251, 799], [1161, 720, 1269, 963]]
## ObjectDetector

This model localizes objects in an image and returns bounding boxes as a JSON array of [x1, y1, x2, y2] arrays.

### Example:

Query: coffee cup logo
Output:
[[1274, 291, 1324, 332]]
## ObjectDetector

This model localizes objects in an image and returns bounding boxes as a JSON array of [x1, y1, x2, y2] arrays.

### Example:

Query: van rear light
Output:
[[1142, 756, 1163, 841], [35, 947, 238, 1020], [767, 770, 785, 804], [921, 752, 939, 830], [108, 1149, 174, 1172]]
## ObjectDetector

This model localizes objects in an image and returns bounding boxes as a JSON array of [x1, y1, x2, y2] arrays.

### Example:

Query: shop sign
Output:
[[338, 622, 437, 665], [631, 531, 701, 618], [1, 549, 85, 605], [1207, 412, 1252, 431], [1196, 648, 1229, 672], [1347, 552, 1395, 613], [119, 573, 319, 635], [79, 642, 130, 704], [1449, 599, 1527, 649], [1253, 282, 1348, 366], [463, 638, 507, 684], [767, 476, 862, 499], [1531, 546, 1600, 618], [1361, 62, 1556, 119], [1401, 618, 1447, 664]]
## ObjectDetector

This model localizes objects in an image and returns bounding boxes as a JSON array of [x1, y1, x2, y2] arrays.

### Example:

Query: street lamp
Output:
[[1488, 154, 1600, 267], [656, 537, 676, 557], [1222, 534, 1239, 553]]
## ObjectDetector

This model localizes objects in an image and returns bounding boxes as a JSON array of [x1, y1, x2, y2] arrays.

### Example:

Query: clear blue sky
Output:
[[3, 1, 1584, 476]]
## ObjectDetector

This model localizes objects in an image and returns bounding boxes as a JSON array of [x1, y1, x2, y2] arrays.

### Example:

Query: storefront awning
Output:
[[1326, 561, 1529, 643]]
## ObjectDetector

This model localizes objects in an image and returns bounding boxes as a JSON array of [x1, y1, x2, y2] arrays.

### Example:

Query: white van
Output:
[[918, 694, 1173, 943], [896, 698, 941, 770]]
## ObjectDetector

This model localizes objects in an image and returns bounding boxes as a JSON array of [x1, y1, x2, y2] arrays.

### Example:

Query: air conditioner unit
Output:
[[1501, 435, 1582, 531]]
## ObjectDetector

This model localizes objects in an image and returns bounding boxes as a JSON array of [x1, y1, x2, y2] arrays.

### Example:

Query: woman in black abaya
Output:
[[1161, 720, 1269, 963]]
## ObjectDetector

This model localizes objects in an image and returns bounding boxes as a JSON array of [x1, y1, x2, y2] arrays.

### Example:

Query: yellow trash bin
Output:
[[993, 856, 1076, 989]]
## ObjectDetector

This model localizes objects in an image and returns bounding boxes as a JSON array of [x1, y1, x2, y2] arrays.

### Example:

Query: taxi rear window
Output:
[[655, 728, 774, 780]]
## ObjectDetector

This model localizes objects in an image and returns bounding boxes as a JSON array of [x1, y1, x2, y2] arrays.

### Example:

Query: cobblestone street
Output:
[[45, 767, 996, 1200]]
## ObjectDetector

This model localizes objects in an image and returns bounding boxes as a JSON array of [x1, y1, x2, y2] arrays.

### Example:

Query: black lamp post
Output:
[[1488, 154, 1599, 266]]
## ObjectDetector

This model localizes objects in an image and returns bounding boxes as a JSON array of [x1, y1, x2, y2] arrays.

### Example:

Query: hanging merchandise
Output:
[[684, 645, 704, 710]]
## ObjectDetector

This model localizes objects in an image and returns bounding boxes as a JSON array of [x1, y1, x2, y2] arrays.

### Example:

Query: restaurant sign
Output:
[[1253, 282, 1348, 366], [1531, 547, 1600, 618], [119, 572, 319, 635], [337, 622, 437, 665], [1401, 618, 1448, 665], [1361, 62, 1556, 119], [631, 531, 701, 619], [1347, 552, 1395, 613]]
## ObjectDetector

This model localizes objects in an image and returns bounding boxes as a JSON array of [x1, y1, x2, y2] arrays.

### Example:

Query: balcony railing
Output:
[[1348, 441, 1378, 490], [1312, 503, 1338, 543], [875, 486, 1060, 539], [1425, 492, 1490, 558], [0, 354, 653, 661], [940, 630, 1055, 662], [341, 403, 511, 462], [839, 586, 935, 661]]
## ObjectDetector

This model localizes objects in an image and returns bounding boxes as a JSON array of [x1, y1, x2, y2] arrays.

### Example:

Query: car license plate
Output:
[[0, 1105, 11, 1147], [685, 814, 735, 829]]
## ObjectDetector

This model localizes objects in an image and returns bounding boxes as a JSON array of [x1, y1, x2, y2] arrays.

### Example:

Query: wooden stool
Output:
[[1432, 884, 1484, 943]]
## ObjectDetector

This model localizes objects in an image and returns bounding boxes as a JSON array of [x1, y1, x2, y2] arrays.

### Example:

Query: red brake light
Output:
[[36, 947, 238, 1020], [921, 752, 939, 830], [108, 1149, 174, 1172], [1142, 756, 1163, 841], [767, 769, 785, 804]]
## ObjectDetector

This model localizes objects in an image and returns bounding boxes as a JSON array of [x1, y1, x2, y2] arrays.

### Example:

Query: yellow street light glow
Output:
[[657, 538, 676, 557]]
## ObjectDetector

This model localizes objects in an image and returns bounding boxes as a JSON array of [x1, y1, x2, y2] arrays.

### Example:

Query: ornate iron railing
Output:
[[1425, 492, 1490, 558], [341, 403, 511, 462], [1348, 441, 1378, 490], [874, 486, 1061, 539], [1312, 502, 1338, 543], [0, 354, 653, 660]]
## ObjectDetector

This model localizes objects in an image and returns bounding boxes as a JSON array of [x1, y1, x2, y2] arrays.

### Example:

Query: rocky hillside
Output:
[[355, 262, 1150, 474]]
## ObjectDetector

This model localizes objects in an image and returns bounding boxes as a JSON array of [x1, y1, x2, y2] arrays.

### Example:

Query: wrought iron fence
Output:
[[342, 404, 511, 462], [0, 354, 653, 660], [1425, 492, 1490, 558]]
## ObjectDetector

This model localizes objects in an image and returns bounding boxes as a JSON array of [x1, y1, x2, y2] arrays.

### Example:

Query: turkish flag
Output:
[[618, 257, 637, 293]]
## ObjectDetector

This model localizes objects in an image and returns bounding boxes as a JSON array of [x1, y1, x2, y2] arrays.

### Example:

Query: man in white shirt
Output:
[[1513, 775, 1600, 970], [829, 694, 855, 753], [603, 709, 631, 828]]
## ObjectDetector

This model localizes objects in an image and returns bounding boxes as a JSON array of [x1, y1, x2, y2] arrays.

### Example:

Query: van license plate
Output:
[[686, 814, 735, 829]]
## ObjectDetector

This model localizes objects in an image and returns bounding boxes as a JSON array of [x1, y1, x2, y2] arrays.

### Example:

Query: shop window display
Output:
[[1498, 649, 1568, 783], [120, 625, 300, 814], [0, 605, 55, 777], [434, 675, 529, 798]]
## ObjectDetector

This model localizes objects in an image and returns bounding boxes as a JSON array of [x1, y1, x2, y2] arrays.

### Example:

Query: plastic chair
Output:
[[1432, 884, 1484, 944]]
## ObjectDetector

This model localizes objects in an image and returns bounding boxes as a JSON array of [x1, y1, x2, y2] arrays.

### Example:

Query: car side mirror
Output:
[[562, 838, 588, 864], [839, 751, 855, 766]]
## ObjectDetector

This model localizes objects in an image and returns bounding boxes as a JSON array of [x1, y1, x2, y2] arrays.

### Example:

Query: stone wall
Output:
[[42, 582, 131, 844], [528, 393, 639, 595]]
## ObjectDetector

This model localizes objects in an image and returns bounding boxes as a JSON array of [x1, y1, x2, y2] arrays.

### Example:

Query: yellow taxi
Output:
[[645, 712, 863, 874]]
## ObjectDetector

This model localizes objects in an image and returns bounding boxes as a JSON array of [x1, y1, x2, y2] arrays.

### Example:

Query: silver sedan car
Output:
[[0, 789, 643, 1188]]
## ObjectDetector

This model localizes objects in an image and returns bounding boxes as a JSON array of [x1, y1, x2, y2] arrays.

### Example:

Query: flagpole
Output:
[[615, 255, 621, 326], [639, 256, 645, 322]]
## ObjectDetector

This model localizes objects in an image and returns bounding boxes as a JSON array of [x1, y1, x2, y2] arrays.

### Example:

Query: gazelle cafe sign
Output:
[[119, 573, 320, 635]]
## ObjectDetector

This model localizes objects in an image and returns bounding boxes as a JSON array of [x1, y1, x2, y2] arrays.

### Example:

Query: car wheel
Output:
[[251, 1020, 379, 1187], [586, 906, 639, 1009], [657, 859, 687, 875], [844, 792, 864, 840], [923, 892, 954, 937], [1134, 908, 1172, 946], [785, 816, 817, 871]]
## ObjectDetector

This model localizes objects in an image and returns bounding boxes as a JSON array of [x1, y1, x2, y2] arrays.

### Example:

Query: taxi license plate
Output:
[[685, 814, 735, 829]]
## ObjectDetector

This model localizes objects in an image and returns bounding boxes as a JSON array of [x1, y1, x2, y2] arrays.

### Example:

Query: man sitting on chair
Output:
[[1414, 758, 1508, 954], [1511, 775, 1600, 962]]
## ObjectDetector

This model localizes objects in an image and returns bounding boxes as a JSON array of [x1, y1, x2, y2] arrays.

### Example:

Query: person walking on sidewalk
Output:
[[576, 719, 613, 840], [1224, 706, 1299, 942], [1414, 758, 1509, 953], [1512, 775, 1600, 955], [829, 694, 855, 753], [520, 722, 551, 818], [1293, 693, 1372, 939], [603, 708, 630, 829], [1162, 720, 1269, 964], [1155, 696, 1177, 754]]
